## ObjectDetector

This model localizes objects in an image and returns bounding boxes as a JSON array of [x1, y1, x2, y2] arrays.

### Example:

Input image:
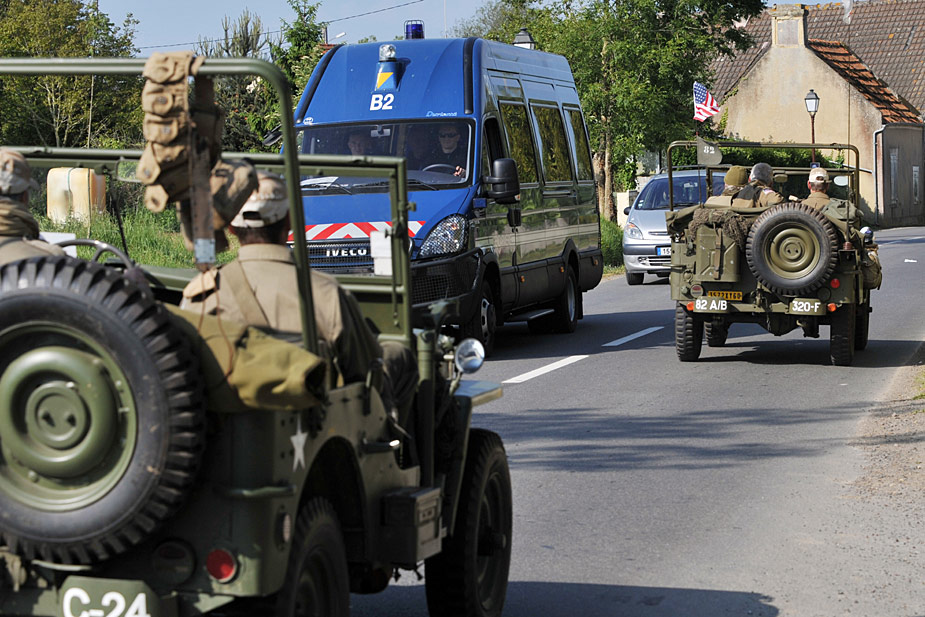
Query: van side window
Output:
[[566, 109, 594, 182], [531, 105, 573, 183], [498, 103, 538, 184]]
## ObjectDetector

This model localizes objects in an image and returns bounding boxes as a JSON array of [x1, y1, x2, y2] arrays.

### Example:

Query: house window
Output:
[[914, 166, 921, 204]]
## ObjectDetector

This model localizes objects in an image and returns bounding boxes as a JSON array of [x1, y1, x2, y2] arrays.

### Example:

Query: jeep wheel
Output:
[[551, 266, 579, 334], [463, 278, 497, 356], [675, 303, 703, 361], [746, 203, 839, 296], [625, 271, 644, 286], [855, 300, 870, 351], [0, 257, 204, 564], [705, 321, 728, 347], [275, 498, 350, 617], [425, 429, 511, 617], [830, 305, 857, 366]]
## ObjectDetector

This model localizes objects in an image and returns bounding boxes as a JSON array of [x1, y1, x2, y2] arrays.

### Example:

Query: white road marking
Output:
[[503, 355, 589, 384], [905, 259, 917, 263], [603, 326, 664, 347]]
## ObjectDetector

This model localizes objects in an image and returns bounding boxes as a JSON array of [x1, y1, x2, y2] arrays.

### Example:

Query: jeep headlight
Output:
[[420, 214, 468, 258], [625, 222, 643, 240]]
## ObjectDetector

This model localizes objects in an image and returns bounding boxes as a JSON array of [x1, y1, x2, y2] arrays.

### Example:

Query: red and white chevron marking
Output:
[[300, 221, 425, 240]]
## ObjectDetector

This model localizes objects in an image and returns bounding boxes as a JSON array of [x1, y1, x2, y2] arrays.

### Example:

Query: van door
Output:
[[563, 106, 602, 291], [497, 101, 542, 310], [529, 99, 576, 302]]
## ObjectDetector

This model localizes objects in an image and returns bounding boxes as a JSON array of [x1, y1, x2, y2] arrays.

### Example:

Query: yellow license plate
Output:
[[707, 291, 742, 301]]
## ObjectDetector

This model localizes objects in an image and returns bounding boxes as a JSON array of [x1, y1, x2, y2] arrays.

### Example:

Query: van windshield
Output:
[[635, 173, 724, 210], [296, 121, 473, 193]]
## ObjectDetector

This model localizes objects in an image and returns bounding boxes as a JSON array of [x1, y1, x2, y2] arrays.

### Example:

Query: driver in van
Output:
[[347, 130, 374, 156], [0, 148, 64, 266], [432, 123, 467, 176]]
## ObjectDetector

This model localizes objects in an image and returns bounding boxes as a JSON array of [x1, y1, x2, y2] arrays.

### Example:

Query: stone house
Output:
[[709, 0, 925, 227]]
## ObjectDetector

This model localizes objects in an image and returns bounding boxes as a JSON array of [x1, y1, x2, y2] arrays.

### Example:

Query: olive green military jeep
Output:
[[666, 141, 881, 366], [0, 58, 511, 617]]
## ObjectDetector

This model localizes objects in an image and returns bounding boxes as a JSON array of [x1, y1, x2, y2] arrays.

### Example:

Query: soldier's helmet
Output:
[[749, 162, 773, 186]]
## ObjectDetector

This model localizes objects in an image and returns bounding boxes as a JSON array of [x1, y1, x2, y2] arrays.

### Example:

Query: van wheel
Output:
[[425, 429, 511, 617], [830, 305, 856, 366], [675, 303, 703, 361], [275, 498, 349, 617], [625, 272, 644, 286], [551, 266, 579, 333], [463, 279, 497, 356], [0, 256, 204, 564], [705, 321, 728, 347]]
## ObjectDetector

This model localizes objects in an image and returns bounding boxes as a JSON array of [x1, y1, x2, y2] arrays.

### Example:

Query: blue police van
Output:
[[293, 33, 603, 353]]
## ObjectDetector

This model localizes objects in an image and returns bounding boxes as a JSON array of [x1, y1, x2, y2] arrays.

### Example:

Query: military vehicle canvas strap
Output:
[[219, 260, 271, 329]]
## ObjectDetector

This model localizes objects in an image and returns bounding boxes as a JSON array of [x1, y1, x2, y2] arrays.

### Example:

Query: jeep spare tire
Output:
[[0, 256, 205, 564], [745, 202, 838, 296]]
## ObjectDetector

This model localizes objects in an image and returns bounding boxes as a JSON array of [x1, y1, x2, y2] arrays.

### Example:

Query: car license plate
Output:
[[789, 298, 825, 315], [657, 246, 671, 256], [707, 291, 742, 301], [59, 577, 161, 617], [694, 297, 727, 312]]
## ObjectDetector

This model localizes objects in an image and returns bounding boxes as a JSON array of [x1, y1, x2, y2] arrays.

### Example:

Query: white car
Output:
[[622, 169, 725, 285]]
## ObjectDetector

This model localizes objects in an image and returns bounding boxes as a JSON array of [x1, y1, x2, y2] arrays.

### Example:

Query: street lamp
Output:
[[804, 89, 820, 163], [513, 28, 536, 50]]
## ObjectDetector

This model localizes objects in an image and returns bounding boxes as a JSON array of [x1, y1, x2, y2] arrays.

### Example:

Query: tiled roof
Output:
[[807, 39, 921, 123], [710, 0, 925, 121]]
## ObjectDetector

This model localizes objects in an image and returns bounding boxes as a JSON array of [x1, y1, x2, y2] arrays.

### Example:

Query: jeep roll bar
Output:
[[0, 57, 415, 352], [665, 140, 861, 211]]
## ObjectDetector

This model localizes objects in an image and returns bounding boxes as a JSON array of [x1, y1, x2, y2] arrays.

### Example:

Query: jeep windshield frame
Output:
[[0, 57, 415, 351], [665, 140, 861, 213]]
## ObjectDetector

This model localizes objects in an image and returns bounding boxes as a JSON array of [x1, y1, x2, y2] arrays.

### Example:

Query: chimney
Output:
[[770, 4, 808, 47]]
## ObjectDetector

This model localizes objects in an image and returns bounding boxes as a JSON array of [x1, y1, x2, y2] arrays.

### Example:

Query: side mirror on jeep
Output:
[[484, 158, 519, 204]]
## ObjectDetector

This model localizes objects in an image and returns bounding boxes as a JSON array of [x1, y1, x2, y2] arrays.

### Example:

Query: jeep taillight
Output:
[[206, 549, 237, 583]]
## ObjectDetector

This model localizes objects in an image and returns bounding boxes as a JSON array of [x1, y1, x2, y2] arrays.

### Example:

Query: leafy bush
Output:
[[601, 218, 623, 267]]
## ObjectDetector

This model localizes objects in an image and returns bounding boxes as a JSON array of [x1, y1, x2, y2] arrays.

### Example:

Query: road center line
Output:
[[602, 326, 664, 347], [503, 355, 589, 384]]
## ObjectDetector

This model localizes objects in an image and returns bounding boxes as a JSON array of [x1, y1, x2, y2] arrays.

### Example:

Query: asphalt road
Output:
[[354, 226, 925, 617]]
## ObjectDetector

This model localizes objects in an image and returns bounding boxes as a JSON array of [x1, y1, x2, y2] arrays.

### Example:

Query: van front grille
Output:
[[307, 239, 373, 273]]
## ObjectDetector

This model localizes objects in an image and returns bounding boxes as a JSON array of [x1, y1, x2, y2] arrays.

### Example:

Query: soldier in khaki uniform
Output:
[[803, 167, 832, 210], [181, 172, 417, 412], [0, 149, 64, 265], [731, 162, 784, 208], [705, 165, 749, 206]]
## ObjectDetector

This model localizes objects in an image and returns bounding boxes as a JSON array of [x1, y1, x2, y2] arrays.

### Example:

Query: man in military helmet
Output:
[[0, 148, 64, 266], [731, 162, 784, 208], [180, 171, 417, 413], [803, 167, 832, 210], [704, 165, 749, 207]]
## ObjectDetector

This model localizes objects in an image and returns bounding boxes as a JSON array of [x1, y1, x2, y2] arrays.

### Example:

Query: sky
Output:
[[95, 0, 486, 55]]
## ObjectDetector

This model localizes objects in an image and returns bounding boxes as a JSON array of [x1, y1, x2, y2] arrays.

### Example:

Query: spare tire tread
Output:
[[746, 202, 839, 296], [0, 256, 205, 564]]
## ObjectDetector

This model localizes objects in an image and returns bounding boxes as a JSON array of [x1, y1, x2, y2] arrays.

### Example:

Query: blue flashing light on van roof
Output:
[[292, 36, 603, 353]]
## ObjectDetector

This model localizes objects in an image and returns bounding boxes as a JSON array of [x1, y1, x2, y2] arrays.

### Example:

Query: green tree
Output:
[[198, 10, 275, 152], [269, 0, 326, 95], [459, 0, 763, 215], [0, 0, 139, 148]]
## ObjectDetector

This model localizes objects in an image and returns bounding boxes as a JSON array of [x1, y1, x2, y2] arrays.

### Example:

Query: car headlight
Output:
[[624, 222, 643, 240], [420, 214, 468, 258]]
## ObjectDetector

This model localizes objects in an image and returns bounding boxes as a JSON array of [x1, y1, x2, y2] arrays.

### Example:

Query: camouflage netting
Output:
[[689, 207, 752, 251]]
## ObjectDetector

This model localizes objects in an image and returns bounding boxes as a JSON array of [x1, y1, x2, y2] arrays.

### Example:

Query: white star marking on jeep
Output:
[[290, 416, 308, 472]]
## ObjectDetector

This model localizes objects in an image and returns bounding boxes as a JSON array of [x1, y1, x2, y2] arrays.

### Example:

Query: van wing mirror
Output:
[[483, 158, 519, 204]]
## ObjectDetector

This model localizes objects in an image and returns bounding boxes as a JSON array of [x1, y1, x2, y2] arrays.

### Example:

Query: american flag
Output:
[[693, 82, 720, 122]]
